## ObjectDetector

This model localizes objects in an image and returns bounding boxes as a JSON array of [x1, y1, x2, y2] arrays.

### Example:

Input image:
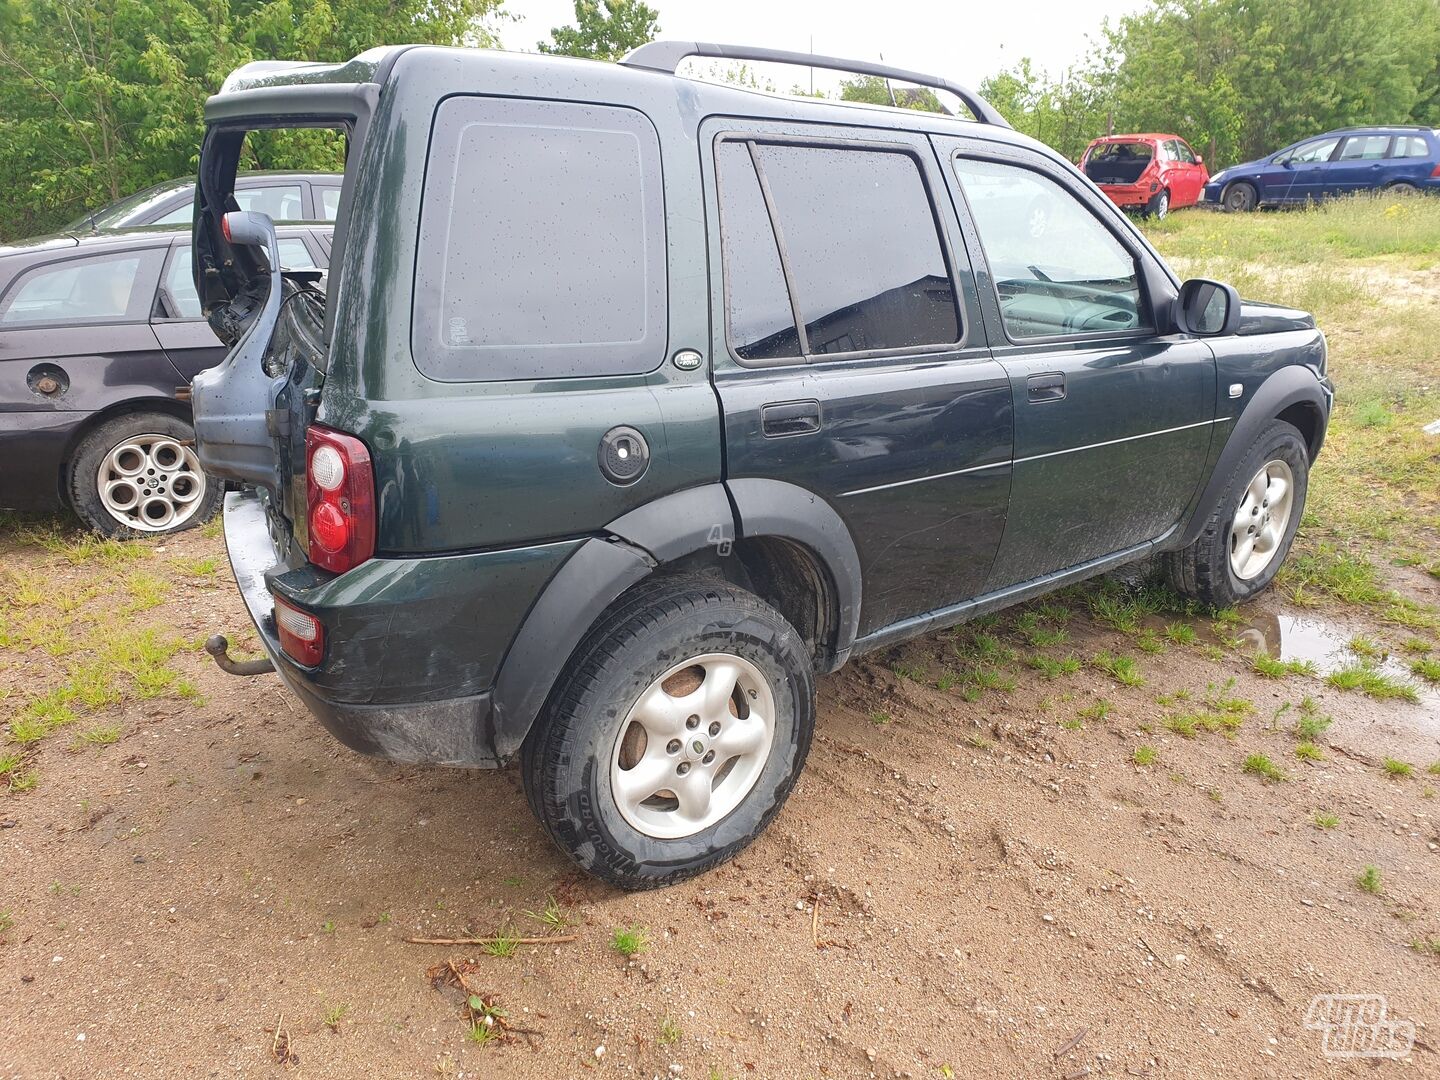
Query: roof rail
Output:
[[619, 40, 1009, 128], [1328, 124, 1431, 133]]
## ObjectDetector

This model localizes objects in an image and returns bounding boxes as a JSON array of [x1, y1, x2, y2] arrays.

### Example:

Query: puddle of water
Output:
[[1232, 611, 1440, 728]]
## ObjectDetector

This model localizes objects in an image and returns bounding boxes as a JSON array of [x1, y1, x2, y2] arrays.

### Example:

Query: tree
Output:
[[838, 75, 943, 113], [0, 0, 504, 241], [538, 0, 659, 63]]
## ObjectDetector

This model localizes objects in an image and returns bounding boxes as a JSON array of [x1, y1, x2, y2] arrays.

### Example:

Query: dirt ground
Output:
[[2, 518, 1439, 1080]]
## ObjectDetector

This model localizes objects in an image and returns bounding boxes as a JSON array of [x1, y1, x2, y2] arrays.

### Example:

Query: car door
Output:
[[1171, 139, 1204, 205], [937, 142, 1216, 589], [704, 121, 1013, 635], [1276, 136, 1341, 203], [152, 234, 321, 381], [1328, 134, 1392, 194]]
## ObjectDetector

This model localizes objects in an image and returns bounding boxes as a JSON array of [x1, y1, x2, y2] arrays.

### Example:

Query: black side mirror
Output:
[[1175, 278, 1240, 336]]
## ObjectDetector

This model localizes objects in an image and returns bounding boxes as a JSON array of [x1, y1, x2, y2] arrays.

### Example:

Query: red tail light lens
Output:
[[1430, 163, 1440, 178], [274, 594, 324, 666], [305, 425, 375, 574]]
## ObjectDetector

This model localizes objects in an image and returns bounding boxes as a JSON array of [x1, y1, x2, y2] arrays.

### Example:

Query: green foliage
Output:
[[1132, 745, 1157, 766], [0, 0, 504, 240], [1242, 753, 1286, 782], [839, 76, 944, 113], [611, 925, 647, 957], [539, 0, 658, 62], [1356, 865, 1383, 895]]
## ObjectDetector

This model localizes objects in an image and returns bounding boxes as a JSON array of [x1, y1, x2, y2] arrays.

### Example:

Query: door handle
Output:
[[1027, 372, 1066, 403], [761, 399, 821, 437]]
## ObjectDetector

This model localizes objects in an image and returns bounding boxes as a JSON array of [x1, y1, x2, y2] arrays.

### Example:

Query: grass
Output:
[[658, 1017, 682, 1046], [1091, 651, 1143, 687], [1132, 746, 1157, 767], [72, 723, 121, 749], [1077, 699, 1112, 723], [869, 711, 892, 726], [611, 925, 647, 957], [1382, 758, 1414, 778], [1295, 741, 1325, 762], [481, 930, 521, 959], [1325, 664, 1420, 702], [935, 670, 959, 692], [1356, 865, 1384, 896], [1163, 622, 1198, 646], [1411, 657, 1440, 683], [1027, 653, 1080, 679], [177, 555, 221, 576], [961, 666, 1017, 695], [1242, 753, 1287, 783], [1250, 654, 1315, 679], [123, 571, 168, 610], [323, 1003, 350, 1031], [1134, 628, 1166, 655], [1313, 811, 1340, 830], [523, 895, 569, 932], [1295, 698, 1333, 740], [466, 1020, 501, 1047], [1411, 937, 1440, 956]]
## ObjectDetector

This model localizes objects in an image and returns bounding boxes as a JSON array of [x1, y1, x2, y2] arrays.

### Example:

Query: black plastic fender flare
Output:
[[1171, 365, 1331, 551], [488, 480, 864, 760]]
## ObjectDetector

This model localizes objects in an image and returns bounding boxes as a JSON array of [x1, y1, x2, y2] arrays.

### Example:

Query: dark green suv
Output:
[[190, 42, 1332, 889]]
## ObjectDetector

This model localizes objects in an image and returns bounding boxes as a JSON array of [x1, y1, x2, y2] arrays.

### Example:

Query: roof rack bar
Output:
[[620, 40, 1010, 129]]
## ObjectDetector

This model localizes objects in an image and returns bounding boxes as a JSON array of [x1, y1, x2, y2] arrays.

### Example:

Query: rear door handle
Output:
[[761, 399, 821, 437], [1027, 372, 1066, 403]]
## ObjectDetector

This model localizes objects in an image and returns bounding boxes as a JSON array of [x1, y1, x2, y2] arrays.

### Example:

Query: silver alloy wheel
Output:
[[96, 434, 207, 533], [610, 652, 776, 840], [1155, 190, 1169, 219], [1229, 459, 1294, 581]]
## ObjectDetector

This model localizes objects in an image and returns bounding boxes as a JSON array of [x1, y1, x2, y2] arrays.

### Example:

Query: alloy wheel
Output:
[[610, 653, 776, 839], [1229, 459, 1294, 580], [96, 434, 207, 533]]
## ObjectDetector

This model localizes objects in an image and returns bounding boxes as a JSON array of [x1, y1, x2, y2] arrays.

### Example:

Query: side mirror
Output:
[[1174, 278, 1240, 337], [1194, 154, 1204, 166]]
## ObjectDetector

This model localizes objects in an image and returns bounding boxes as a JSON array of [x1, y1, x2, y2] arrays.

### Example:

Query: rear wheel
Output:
[[1145, 189, 1170, 219], [68, 412, 221, 538], [1163, 419, 1308, 608], [1387, 181, 1420, 196], [521, 577, 814, 890], [1222, 181, 1257, 212]]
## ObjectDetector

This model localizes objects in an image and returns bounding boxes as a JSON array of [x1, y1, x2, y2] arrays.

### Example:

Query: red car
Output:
[[1079, 134, 1210, 218]]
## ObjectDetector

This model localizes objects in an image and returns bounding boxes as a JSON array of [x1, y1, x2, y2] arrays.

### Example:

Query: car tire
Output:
[[521, 575, 815, 890], [68, 412, 222, 538], [1222, 181, 1258, 212], [1162, 419, 1309, 609], [1144, 189, 1170, 219], [1386, 181, 1420, 197]]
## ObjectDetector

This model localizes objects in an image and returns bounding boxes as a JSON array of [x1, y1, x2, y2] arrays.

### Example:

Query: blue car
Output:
[[1203, 126, 1440, 211]]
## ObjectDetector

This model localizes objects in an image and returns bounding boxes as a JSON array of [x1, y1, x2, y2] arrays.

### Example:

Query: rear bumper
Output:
[[1097, 183, 1154, 208], [222, 489, 575, 766], [0, 409, 82, 510]]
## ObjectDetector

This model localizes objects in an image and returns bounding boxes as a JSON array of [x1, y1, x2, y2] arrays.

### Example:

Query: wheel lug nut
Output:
[[702, 750, 715, 764], [676, 762, 691, 775], [685, 715, 699, 729], [708, 721, 721, 736], [666, 739, 681, 755], [747, 689, 758, 700]]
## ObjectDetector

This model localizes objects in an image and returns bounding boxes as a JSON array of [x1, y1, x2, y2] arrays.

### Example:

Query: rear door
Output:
[[1328, 134, 1392, 194], [153, 234, 321, 381], [704, 120, 1013, 634], [938, 141, 1215, 588]]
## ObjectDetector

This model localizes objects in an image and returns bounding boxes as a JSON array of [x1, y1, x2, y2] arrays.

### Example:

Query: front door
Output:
[[1275, 136, 1341, 204], [1327, 133, 1392, 195], [938, 143, 1216, 589], [704, 122, 1013, 636]]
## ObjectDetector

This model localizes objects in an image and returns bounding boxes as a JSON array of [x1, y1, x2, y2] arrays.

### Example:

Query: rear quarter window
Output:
[[412, 97, 666, 382], [0, 249, 161, 327]]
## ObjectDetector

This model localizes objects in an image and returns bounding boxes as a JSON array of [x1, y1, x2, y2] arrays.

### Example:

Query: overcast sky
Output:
[[497, 0, 1146, 87]]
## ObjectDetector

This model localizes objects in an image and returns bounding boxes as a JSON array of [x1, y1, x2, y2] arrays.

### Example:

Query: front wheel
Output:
[[1162, 419, 1309, 608], [1222, 181, 1258, 212], [521, 577, 815, 890]]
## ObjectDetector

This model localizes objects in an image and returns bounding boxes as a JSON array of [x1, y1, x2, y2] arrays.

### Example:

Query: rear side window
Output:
[[413, 98, 666, 382], [1338, 135, 1389, 161], [234, 184, 305, 220], [0, 250, 157, 326], [163, 239, 316, 319], [715, 137, 959, 362], [1390, 135, 1431, 159], [317, 187, 341, 220]]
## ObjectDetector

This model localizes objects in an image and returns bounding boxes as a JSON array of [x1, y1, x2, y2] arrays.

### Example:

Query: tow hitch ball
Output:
[[204, 634, 275, 677]]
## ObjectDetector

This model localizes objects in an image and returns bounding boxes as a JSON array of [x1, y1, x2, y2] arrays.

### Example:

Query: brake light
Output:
[[1431, 162, 1440, 178], [305, 425, 375, 574], [274, 595, 324, 666]]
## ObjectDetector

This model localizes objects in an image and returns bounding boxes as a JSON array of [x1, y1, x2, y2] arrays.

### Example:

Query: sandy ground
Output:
[[2, 523, 1438, 1080]]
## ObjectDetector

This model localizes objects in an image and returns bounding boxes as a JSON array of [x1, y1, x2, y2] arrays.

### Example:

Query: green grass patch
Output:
[[1091, 651, 1143, 687], [72, 723, 121, 749], [1242, 753, 1286, 783], [1411, 657, 1440, 683], [1313, 810, 1340, 830], [1077, 699, 1112, 723], [611, 925, 648, 957], [1326, 664, 1420, 702], [1027, 653, 1081, 680], [1294, 741, 1324, 762], [1132, 745, 1157, 767], [1356, 865, 1384, 896], [1163, 622, 1198, 646], [1382, 758, 1414, 778], [1250, 654, 1316, 679]]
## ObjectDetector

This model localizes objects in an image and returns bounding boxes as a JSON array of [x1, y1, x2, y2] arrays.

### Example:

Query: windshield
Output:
[[66, 182, 188, 232]]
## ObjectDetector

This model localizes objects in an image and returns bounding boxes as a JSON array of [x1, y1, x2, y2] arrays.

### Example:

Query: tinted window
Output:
[[1174, 141, 1198, 164], [318, 187, 340, 220], [954, 157, 1147, 340], [1287, 138, 1339, 164], [753, 143, 958, 356], [715, 142, 800, 361], [153, 200, 195, 226], [1339, 135, 1389, 161], [0, 252, 147, 326], [413, 97, 666, 381], [163, 239, 315, 319], [1390, 135, 1430, 159]]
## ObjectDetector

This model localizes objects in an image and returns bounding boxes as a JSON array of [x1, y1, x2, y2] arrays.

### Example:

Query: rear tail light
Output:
[[305, 425, 375, 574], [274, 595, 324, 666], [1430, 163, 1440, 178]]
